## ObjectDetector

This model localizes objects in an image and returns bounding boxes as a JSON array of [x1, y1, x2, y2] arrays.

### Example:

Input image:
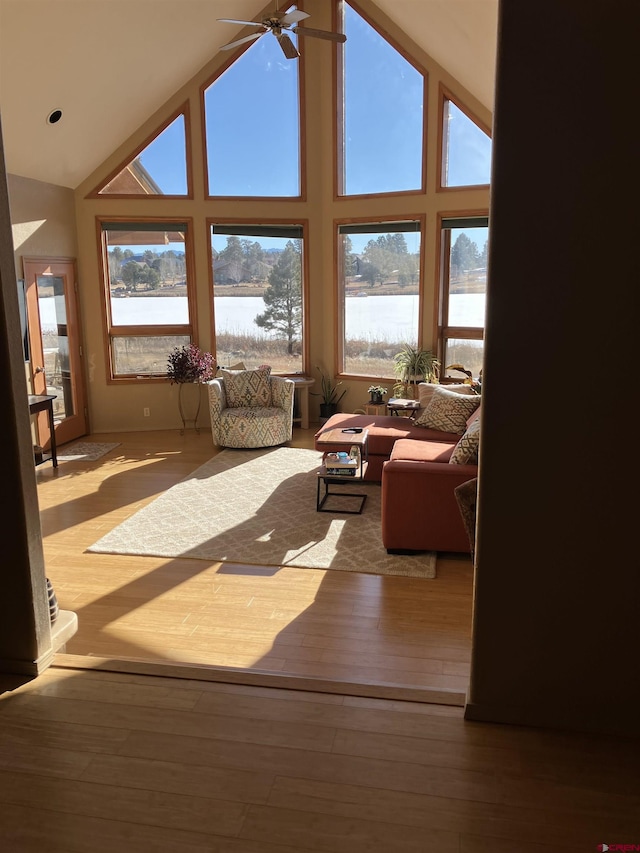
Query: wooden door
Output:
[[23, 257, 88, 447]]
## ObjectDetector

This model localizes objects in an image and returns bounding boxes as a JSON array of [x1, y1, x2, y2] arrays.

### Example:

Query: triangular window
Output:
[[339, 2, 425, 196], [441, 96, 492, 188], [203, 26, 301, 198], [94, 110, 189, 197]]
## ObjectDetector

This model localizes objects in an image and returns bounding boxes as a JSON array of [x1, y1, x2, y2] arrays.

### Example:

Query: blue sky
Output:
[[130, 3, 491, 223]]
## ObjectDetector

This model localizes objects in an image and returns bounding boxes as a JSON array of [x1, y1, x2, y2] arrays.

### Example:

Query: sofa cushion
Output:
[[315, 413, 460, 457], [449, 417, 481, 465], [220, 367, 272, 408], [390, 438, 456, 463], [415, 386, 481, 435]]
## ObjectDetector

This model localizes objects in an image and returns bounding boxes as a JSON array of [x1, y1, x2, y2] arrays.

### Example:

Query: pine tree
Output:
[[254, 241, 302, 354]]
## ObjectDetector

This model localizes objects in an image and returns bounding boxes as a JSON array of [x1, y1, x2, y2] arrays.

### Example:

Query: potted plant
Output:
[[167, 343, 215, 384], [392, 344, 439, 399], [367, 384, 388, 404], [312, 366, 347, 422], [167, 344, 216, 433]]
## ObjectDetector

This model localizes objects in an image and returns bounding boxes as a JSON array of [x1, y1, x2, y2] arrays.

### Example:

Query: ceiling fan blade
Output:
[[280, 10, 310, 26], [277, 33, 300, 59], [217, 18, 263, 26], [292, 26, 346, 43], [220, 31, 264, 50]]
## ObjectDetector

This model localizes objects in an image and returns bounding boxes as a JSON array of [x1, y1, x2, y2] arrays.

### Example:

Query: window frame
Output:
[[437, 85, 492, 193], [335, 0, 428, 200], [87, 104, 193, 200], [436, 212, 489, 377], [98, 217, 198, 384], [200, 26, 306, 202], [207, 218, 310, 375], [335, 215, 426, 380]]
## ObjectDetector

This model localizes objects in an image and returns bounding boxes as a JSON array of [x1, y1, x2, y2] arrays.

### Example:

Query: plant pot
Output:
[[319, 402, 338, 424], [369, 394, 383, 404]]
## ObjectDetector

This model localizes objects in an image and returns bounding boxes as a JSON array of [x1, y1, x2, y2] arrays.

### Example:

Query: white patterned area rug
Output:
[[57, 441, 121, 462], [88, 447, 436, 579]]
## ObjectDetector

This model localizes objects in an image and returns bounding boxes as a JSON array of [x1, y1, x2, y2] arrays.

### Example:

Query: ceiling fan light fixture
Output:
[[217, 8, 345, 58]]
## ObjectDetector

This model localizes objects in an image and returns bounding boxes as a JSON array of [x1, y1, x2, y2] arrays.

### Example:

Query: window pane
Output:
[[99, 115, 188, 195], [104, 226, 189, 326], [340, 226, 420, 377], [112, 335, 191, 376], [212, 228, 303, 373], [37, 275, 74, 419], [442, 100, 492, 187], [444, 339, 484, 381], [342, 3, 424, 195], [204, 34, 300, 197], [447, 226, 488, 328]]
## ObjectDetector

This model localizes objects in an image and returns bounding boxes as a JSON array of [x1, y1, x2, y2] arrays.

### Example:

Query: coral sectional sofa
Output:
[[314, 384, 481, 554]]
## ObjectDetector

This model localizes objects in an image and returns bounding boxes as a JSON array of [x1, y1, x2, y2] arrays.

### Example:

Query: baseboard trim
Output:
[[52, 653, 466, 706], [464, 701, 640, 738]]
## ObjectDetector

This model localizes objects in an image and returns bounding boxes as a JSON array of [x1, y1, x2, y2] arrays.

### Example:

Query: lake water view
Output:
[[46, 293, 484, 337]]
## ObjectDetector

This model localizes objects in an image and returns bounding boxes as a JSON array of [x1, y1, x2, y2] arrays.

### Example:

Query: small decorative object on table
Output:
[[167, 343, 216, 434], [367, 384, 387, 404]]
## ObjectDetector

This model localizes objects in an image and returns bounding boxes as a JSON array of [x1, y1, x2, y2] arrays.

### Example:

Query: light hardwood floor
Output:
[[35, 427, 474, 703], [4, 428, 639, 850], [1, 665, 638, 851]]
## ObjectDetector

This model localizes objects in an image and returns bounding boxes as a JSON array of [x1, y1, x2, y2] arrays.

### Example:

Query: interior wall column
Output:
[[465, 0, 638, 737], [0, 114, 55, 676]]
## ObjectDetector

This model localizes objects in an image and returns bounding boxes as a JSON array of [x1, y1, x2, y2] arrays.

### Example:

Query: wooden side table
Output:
[[386, 398, 421, 418], [315, 427, 369, 514], [28, 394, 58, 467], [363, 401, 387, 416], [288, 375, 314, 429]]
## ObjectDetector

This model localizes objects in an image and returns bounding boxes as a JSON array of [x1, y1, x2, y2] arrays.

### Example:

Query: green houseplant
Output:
[[367, 384, 388, 404], [312, 366, 347, 421], [392, 344, 439, 399]]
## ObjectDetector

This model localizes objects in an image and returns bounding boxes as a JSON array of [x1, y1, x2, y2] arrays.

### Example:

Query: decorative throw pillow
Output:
[[417, 382, 476, 408], [415, 385, 481, 434], [449, 417, 481, 464], [220, 367, 272, 408]]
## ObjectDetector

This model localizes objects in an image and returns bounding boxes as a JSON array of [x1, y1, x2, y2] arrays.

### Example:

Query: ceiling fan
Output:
[[217, 7, 346, 59]]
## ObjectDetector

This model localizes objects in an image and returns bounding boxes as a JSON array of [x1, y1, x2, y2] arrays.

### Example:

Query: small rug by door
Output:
[[57, 441, 121, 462], [88, 446, 436, 578]]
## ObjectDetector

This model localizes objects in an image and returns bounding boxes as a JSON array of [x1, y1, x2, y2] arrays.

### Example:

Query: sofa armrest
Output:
[[381, 459, 478, 553]]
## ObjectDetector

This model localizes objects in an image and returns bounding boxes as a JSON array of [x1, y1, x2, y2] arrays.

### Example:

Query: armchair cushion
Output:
[[207, 374, 294, 449], [219, 367, 272, 408]]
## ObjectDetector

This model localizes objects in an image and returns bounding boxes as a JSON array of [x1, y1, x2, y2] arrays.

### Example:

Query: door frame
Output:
[[22, 256, 88, 448]]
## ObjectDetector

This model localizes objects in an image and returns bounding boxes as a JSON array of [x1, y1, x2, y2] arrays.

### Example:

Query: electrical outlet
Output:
[[143, 407, 150, 417]]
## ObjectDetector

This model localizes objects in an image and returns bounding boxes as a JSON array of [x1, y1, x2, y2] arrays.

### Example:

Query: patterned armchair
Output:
[[207, 368, 295, 448]]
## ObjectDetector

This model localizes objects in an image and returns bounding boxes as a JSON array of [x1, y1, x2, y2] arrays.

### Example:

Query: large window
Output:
[[203, 29, 301, 197], [441, 96, 492, 189], [93, 109, 190, 197], [439, 216, 488, 379], [210, 223, 306, 374], [338, 220, 422, 377], [339, 2, 425, 196], [100, 220, 196, 380]]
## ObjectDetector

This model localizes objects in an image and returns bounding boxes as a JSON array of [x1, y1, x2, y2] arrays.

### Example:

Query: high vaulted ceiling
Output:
[[0, 0, 498, 190]]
